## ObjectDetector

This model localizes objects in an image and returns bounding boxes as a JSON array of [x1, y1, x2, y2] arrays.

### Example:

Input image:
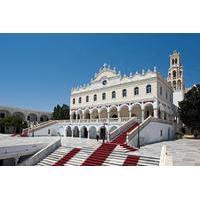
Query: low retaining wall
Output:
[[18, 139, 61, 166]]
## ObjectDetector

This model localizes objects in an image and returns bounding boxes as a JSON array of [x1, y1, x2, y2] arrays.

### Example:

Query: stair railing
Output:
[[109, 117, 140, 141]]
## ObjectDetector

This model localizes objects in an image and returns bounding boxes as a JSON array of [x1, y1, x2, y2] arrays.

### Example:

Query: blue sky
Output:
[[0, 33, 200, 112]]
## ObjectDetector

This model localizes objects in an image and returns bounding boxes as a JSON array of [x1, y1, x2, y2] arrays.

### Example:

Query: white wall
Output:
[[128, 121, 174, 147]]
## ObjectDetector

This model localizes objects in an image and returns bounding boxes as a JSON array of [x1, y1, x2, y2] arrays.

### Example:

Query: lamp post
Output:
[[137, 125, 140, 149]]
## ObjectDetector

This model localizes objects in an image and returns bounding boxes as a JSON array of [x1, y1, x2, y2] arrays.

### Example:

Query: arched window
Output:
[[73, 98, 75, 104], [86, 96, 89, 103], [173, 71, 176, 79], [175, 58, 177, 64], [122, 89, 127, 97], [94, 94, 97, 101], [172, 59, 174, 65], [102, 93, 106, 100], [112, 91, 116, 99], [146, 84, 151, 94], [134, 87, 139, 95], [79, 97, 82, 104]]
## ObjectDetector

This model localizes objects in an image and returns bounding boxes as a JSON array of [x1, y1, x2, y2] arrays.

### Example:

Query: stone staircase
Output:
[[36, 145, 159, 166], [36, 118, 159, 166]]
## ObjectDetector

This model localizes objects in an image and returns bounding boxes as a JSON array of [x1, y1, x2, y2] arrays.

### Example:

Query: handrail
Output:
[[22, 120, 57, 136], [127, 117, 173, 144], [127, 116, 153, 143], [109, 117, 140, 141]]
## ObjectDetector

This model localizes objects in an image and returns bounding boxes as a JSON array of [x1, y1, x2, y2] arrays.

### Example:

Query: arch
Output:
[[173, 70, 176, 79], [109, 106, 118, 118], [109, 126, 118, 133], [84, 109, 90, 119], [71, 111, 77, 120], [89, 126, 97, 139], [80, 126, 88, 138], [144, 103, 154, 119], [40, 114, 49, 122], [13, 112, 25, 120], [131, 104, 142, 119], [177, 80, 182, 90], [66, 126, 72, 137], [119, 104, 129, 118], [77, 110, 83, 120], [73, 126, 79, 137], [99, 126, 107, 140], [0, 110, 10, 118], [99, 107, 108, 119], [91, 108, 99, 119], [27, 113, 38, 122]]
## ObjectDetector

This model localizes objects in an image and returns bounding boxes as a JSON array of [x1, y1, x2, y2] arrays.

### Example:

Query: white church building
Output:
[[22, 50, 185, 147]]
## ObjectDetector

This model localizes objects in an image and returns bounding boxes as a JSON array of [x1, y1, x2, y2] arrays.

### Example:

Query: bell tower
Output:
[[167, 50, 185, 107], [167, 50, 185, 91]]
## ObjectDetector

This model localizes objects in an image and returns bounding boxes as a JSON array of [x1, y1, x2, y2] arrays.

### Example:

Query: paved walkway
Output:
[[139, 139, 200, 166]]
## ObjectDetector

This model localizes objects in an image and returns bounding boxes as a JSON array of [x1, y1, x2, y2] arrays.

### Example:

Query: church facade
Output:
[[70, 52, 179, 124]]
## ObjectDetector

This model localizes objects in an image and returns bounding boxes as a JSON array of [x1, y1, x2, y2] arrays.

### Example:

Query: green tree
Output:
[[179, 84, 200, 135], [0, 115, 28, 134], [52, 104, 70, 120]]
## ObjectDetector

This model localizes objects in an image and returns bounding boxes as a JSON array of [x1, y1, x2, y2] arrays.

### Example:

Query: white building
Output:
[[70, 64, 175, 124]]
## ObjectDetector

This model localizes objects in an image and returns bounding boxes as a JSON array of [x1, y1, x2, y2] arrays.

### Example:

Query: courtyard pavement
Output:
[[139, 139, 200, 166]]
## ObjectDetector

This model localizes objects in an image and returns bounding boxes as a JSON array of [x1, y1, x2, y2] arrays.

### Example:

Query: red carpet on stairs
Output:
[[53, 148, 81, 166], [123, 155, 140, 166], [81, 143, 117, 166], [112, 123, 139, 144], [120, 144, 137, 152]]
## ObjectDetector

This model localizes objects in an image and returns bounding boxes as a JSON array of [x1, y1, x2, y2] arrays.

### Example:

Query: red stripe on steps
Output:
[[53, 148, 81, 166], [123, 155, 140, 166], [81, 143, 117, 166], [120, 144, 137, 152], [112, 123, 139, 144]]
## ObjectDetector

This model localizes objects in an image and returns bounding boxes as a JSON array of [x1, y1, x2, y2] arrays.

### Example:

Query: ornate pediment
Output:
[[93, 63, 118, 82]]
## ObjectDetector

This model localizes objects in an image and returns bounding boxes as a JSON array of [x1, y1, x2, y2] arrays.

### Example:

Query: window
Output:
[[102, 93, 106, 100], [134, 87, 139, 95], [160, 130, 163, 137], [112, 91, 116, 99], [175, 58, 177, 64], [160, 86, 162, 96], [79, 97, 82, 104], [94, 94, 97, 101], [173, 71, 176, 79], [146, 84, 152, 94], [122, 89, 127, 97], [172, 59, 174, 65], [102, 80, 107, 85], [73, 98, 75, 104], [86, 96, 89, 103]]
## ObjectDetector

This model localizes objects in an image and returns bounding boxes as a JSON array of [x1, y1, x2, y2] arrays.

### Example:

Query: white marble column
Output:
[[154, 108, 158, 118], [141, 109, 144, 122]]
